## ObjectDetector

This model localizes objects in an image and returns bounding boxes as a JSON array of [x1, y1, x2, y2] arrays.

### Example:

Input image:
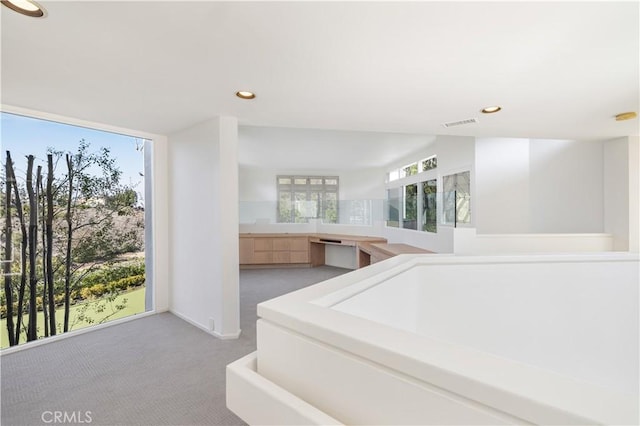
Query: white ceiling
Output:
[[1, 1, 639, 144]]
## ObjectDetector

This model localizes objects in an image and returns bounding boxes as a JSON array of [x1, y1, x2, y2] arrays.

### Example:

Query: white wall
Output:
[[239, 166, 277, 224], [604, 137, 630, 250], [604, 136, 640, 252], [169, 116, 240, 338], [475, 138, 530, 233], [435, 135, 476, 175], [339, 166, 386, 200], [239, 165, 387, 227], [529, 139, 604, 233], [454, 228, 613, 254], [629, 136, 640, 252]]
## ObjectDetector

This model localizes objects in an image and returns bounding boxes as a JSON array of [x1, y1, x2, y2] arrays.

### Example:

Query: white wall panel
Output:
[[529, 139, 604, 233], [475, 138, 530, 233]]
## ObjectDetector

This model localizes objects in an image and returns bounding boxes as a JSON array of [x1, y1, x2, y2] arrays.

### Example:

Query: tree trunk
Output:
[[46, 154, 56, 335], [7, 153, 28, 345], [26, 157, 38, 342], [40, 175, 49, 338], [3, 152, 16, 347], [64, 154, 74, 333]]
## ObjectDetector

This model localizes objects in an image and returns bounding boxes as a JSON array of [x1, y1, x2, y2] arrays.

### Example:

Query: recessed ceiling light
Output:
[[481, 106, 502, 114], [236, 91, 256, 100], [615, 111, 637, 121], [1, 0, 45, 17]]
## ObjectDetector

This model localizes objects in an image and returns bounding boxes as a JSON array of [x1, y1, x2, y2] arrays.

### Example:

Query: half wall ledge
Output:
[[228, 252, 639, 425]]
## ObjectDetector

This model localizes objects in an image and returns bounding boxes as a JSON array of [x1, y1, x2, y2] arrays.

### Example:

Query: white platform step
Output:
[[226, 351, 343, 426]]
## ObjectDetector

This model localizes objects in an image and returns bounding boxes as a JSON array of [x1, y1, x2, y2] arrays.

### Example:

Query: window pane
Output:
[[403, 183, 418, 230], [278, 191, 292, 223], [324, 192, 338, 223], [422, 156, 437, 171], [276, 176, 339, 223], [294, 192, 308, 223], [422, 179, 437, 232], [386, 188, 400, 227], [443, 171, 471, 225], [310, 192, 321, 218], [348, 200, 371, 225], [456, 171, 471, 224], [0, 112, 148, 348], [400, 163, 418, 178]]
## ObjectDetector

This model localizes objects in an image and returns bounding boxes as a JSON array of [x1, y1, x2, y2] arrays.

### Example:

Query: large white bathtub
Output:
[[227, 253, 639, 425]]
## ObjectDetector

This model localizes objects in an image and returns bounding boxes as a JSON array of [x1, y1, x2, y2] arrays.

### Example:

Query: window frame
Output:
[[0, 107, 161, 352], [385, 153, 442, 232], [442, 170, 472, 227], [276, 175, 339, 223]]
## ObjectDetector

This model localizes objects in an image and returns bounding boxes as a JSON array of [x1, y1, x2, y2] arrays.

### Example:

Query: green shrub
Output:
[[113, 274, 145, 289], [88, 283, 108, 298], [82, 262, 145, 287], [80, 287, 93, 300], [72, 262, 145, 301], [54, 294, 65, 307]]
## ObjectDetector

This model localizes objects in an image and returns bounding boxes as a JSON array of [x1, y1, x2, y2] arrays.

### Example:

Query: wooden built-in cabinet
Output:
[[242, 234, 435, 269], [239, 238, 255, 264], [240, 234, 310, 266], [239, 233, 407, 269]]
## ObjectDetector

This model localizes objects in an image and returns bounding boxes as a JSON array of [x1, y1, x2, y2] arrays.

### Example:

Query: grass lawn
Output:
[[1, 287, 146, 349]]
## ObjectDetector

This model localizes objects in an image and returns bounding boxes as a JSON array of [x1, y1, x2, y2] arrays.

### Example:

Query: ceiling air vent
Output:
[[441, 118, 479, 128]]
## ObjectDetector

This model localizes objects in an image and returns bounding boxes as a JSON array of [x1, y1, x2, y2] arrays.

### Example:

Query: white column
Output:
[[604, 136, 636, 251], [168, 116, 240, 339], [148, 135, 170, 313], [217, 116, 241, 337], [628, 136, 639, 252]]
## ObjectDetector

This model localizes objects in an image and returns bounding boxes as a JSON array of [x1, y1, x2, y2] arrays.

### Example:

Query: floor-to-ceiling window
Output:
[[0, 112, 151, 349]]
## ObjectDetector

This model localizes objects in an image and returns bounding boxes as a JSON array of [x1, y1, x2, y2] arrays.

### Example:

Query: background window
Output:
[[422, 179, 437, 232], [403, 184, 418, 230], [277, 175, 339, 223], [443, 171, 471, 226], [422, 155, 437, 172], [400, 162, 418, 179], [386, 187, 401, 227]]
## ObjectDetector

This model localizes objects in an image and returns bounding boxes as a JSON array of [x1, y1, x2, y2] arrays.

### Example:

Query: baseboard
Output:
[[169, 309, 242, 340], [240, 263, 311, 270], [1, 310, 157, 355], [212, 329, 242, 339]]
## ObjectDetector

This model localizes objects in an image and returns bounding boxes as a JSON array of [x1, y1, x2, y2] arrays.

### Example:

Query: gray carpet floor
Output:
[[0, 266, 349, 426]]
